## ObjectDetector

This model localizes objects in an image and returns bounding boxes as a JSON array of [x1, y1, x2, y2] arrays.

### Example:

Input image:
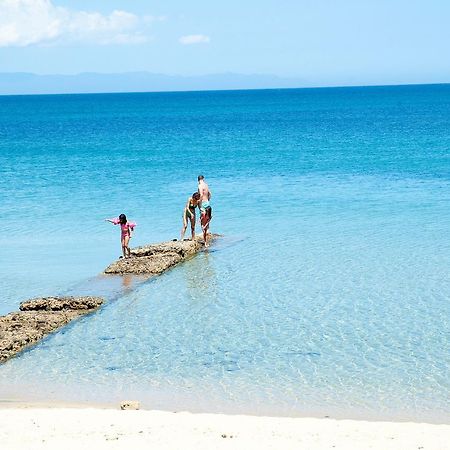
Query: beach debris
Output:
[[0, 296, 103, 363], [120, 401, 140, 410], [104, 234, 218, 275]]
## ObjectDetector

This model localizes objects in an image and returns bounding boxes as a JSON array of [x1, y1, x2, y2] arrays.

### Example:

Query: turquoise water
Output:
[[0, 85, 449, 421]]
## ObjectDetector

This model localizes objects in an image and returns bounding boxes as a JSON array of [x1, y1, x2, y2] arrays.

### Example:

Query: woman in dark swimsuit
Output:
[[181, 192, 201, 241]]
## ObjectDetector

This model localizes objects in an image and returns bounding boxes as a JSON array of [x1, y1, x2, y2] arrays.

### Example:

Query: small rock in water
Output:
[[120, 401, 140, 410]]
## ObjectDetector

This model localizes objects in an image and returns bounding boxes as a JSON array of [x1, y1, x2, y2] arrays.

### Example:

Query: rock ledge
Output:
[[104, 235, 217, 275], [0, 296, 103, 363]]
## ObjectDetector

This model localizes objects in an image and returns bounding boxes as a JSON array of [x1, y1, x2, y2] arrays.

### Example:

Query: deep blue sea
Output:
[[0, 85, 449, 422]]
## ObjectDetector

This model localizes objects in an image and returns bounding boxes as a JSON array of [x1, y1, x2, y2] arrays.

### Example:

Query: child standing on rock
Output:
[[105, 214, 136, 259]]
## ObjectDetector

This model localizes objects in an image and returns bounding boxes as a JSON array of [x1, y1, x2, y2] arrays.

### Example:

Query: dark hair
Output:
[[119, 213, 127, 225], [198, 175, 204, 181], [205, 206, 212, 220], [192, 192, 200, 200]]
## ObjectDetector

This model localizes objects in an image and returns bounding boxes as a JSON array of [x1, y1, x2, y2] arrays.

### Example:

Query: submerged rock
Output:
[[104, 235, 217, 275], [0, 296, 103, 363], [1, 235, 217, 363]]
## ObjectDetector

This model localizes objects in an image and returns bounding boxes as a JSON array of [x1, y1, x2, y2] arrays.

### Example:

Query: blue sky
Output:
[[0, 0, 449, 86]]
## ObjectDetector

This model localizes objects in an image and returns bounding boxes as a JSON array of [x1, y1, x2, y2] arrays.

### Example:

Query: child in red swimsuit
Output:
[[105, 213, 136, 258], [200, 205, 212, 248]]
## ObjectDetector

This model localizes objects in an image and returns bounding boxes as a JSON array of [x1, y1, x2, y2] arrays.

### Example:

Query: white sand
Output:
[[0, 407, 449, 450]]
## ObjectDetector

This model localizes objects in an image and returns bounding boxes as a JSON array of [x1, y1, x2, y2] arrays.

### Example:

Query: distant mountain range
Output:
[[0, 72, 311, 95]]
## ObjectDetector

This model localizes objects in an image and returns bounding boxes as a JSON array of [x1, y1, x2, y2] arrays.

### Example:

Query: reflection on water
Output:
[[64, 273, 151, 302], [121, 273, 134, 290], [182, 251, 218, 302]]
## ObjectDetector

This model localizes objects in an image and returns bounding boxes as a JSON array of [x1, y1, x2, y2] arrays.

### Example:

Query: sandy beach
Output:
[[0, 406, 449, 450]]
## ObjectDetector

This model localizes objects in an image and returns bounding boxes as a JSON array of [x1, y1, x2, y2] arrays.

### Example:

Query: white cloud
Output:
[[0, 0, 153, 47], [179, 34, 210, 45]]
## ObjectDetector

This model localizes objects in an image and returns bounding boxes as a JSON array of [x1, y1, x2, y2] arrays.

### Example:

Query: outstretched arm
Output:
[[105, 218, 118, 224], [128, 222, 137, 235]]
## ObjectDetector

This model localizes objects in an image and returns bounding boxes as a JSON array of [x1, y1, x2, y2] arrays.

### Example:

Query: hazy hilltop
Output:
[[0, 72, 309, 95]]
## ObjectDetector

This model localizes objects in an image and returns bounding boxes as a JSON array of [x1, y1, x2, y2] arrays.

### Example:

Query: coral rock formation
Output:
[[104, 236, 214, 275], [0, 296, 103, 363]]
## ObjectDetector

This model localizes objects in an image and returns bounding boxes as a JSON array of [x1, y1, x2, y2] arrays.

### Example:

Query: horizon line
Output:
[[0, 81, 449, 98]]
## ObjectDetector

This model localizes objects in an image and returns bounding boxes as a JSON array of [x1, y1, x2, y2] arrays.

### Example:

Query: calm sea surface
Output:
[[0, 85, 449, 421]]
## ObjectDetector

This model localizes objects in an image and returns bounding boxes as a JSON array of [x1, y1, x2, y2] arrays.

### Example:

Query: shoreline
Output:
[[0, 406, 449, 450], [0, 399, 448, 425]]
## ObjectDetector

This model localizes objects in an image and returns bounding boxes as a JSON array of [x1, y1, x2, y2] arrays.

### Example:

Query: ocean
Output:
[[0, 85, 449, 421]]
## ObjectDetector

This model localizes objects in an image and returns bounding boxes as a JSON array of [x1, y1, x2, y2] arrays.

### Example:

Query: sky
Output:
[[0, 0, 450, 87]]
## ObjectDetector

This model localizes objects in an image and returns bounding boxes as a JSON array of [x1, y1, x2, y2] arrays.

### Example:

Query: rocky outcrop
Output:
[[20, 296, 103, 312], [0, 296, 103, 363], [104, 236, 216, 275], [1, 236, 217, 363]]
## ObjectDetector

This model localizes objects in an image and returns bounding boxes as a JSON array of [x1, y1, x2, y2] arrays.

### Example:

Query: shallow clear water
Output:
[[0, 86, 449, 421]]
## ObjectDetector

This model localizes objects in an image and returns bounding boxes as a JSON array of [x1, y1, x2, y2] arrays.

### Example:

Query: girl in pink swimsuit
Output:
[[105, 213, 136, 258]]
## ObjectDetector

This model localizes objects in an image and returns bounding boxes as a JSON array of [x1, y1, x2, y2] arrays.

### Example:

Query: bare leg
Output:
[[201, 214, 210, 247], [203, 224, 209, 247], [190, 214, 196, 240], [181, 212, 188, 241], [120, 237, 126, 258], [123, 235, 131, 258]]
